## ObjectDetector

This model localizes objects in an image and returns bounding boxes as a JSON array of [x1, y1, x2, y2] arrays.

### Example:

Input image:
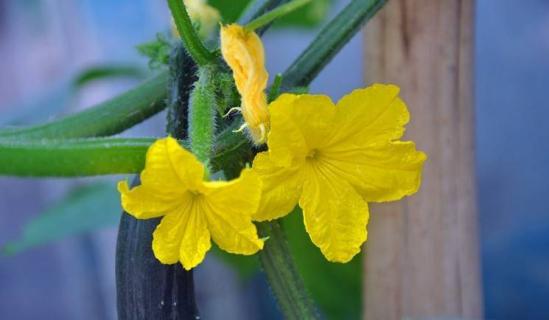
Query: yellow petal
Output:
[[321, 141, 427, 202], [152, 196, 211, 270], [299, 164, 369, 263], [118, 181, 180, 219], [252, 152, 304, 221], [202, 169, 264, 254], [267, 94, 306, 166], [327, 84, 409, 147], [268, 93, 335, 165], [140, 137, 204, 192], [220, 24, 269, 143]]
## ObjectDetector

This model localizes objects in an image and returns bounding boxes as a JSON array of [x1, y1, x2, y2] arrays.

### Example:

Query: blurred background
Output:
[[0, 0, 548, 319]]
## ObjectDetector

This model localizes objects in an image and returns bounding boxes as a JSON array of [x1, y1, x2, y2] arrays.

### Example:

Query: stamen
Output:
[[233, 123, 248, 133], [223, 107, 242, 118]]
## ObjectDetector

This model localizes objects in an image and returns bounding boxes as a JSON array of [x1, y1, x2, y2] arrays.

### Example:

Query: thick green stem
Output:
[[258, 221, 319, 319], [167, 0, 216, 66], [0, 138, 153, 177], [188, 66, 217, 170], [281, 0, 388, 89], [0, 72, 169, 139], [0, 123, 250, 177]]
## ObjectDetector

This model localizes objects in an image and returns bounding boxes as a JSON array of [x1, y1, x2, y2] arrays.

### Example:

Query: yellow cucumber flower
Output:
[[118, 137, 264, 270], [220, 24, 270, 144], [252, 84, 427, 263]]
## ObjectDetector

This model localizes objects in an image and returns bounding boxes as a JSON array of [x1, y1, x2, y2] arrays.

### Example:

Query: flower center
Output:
[[189, 190, 203, 198], [306, 149, 320, 161]]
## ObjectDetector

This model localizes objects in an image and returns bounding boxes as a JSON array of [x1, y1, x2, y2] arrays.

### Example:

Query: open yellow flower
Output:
[[252, 84, 427, 263], [118, 137, 264, 270], [220, 24, 270, 144]]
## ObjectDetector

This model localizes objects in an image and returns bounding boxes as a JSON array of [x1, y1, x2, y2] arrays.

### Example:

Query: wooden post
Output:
[[363, 1, 482, 319]]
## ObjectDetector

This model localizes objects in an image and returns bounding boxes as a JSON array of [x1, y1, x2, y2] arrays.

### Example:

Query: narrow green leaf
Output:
[[3, 183, 121, 255]]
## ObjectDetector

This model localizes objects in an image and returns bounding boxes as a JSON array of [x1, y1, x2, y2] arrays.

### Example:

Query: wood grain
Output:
[[362, 1, 482, 319]]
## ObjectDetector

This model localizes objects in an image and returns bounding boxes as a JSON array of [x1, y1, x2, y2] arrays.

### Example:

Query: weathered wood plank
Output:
[[362, 1, 482, 319]]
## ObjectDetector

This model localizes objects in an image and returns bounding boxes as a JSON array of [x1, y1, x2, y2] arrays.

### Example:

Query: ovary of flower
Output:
[[118, 137, 264, 270], [220, 24, 270, 144], [251, 84, 427, 263]]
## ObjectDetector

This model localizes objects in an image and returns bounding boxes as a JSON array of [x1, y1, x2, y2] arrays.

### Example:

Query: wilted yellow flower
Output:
[[172, 0, 220, 39], [220, 24, 270, 144], [118, 137, 264, 270], [252, 84, 427, 263]]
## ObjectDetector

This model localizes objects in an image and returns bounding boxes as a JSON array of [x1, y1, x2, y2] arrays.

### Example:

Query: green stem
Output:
[[0, 72, 169, 139], [0, 138, 153, 177], [258, 221, 319, 319], [167, 0, 216, 66], [0, 124, 251, 177], [245, 0, 312, 32], [281, 0, 388, 89], [243, 0, 290, 36]]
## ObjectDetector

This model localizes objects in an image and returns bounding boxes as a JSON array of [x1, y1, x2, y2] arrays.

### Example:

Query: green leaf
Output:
[[137, 33, 173, 69], [283, 208, 362, 320], [3, 183, 120, 255]]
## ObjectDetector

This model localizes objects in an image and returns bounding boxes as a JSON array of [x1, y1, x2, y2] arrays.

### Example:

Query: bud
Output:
[[220, 24, 270, 144]]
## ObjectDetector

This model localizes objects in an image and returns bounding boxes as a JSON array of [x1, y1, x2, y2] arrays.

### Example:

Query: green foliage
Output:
[[3, 183, 120, 255], [137, 33, 173, 69]]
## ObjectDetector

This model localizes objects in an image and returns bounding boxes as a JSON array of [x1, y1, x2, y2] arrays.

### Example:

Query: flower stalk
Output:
[[258, 221, 319, 319], [245, 0, 312, 32], [167, 0, 216, 66]]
